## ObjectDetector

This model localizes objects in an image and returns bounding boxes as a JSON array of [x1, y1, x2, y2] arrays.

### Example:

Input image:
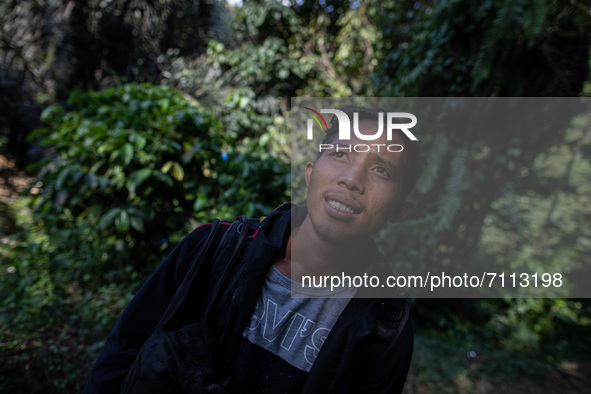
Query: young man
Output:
[[83, 106, 420, 393]]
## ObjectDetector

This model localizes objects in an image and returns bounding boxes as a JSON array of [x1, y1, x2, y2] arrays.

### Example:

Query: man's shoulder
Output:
[[189, 203, 293, 236]]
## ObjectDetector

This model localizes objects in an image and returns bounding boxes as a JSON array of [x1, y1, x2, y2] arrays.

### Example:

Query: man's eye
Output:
[[375, 166, 389, 176], [333, 152, 346, 158]]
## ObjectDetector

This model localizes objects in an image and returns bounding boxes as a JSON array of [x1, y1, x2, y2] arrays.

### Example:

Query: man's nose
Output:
[[337, 163, 365, 193]]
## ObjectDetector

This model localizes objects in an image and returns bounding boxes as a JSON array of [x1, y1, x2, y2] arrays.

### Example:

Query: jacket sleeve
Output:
[[82, 226, 214, 394]]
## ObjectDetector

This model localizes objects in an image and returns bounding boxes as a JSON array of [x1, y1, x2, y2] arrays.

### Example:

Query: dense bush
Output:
[[0, 83, 289, 392], [26, 83, 288, 282]]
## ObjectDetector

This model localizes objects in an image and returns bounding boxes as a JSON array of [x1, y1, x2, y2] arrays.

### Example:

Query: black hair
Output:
[[318, 105, 422, 205]]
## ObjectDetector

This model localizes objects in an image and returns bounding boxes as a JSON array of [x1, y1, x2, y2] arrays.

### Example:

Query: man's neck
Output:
[[274, 215, 370, 282]]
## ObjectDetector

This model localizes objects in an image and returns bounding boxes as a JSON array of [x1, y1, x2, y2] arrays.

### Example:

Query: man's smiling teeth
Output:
[[327, 199, 356, 214]]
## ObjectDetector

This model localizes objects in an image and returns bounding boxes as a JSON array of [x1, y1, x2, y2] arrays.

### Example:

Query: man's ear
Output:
[[304, 161, 314, 188], [389, 200, 414, 223]]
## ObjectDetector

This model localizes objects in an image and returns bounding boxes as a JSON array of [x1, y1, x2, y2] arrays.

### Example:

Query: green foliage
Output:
[[488, 299, 591, 359], [373, 0, 591, 286], [375, 0, 591, 96], [409, 298, 591, 392], [371, 0, 591, 384], [0, 83, 288, 392], [467, 115, 591, 298], [24, 83, 287, 281]]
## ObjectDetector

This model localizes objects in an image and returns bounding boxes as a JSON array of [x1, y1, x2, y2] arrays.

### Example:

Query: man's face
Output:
[[304, 120, 413, 243]]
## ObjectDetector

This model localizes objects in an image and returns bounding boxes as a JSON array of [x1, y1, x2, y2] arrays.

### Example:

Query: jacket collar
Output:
[[253, 203, 395, 296], [229, 203, 391, 341]]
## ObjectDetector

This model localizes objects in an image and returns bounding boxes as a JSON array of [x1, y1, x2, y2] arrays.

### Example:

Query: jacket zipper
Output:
[[218, 287, 239, 345]]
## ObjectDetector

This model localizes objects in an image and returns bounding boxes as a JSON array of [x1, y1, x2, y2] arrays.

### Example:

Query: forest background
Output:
[[1, 0, 590, 392]]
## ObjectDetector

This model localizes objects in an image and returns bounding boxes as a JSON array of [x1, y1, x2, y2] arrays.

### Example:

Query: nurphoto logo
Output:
[[303, 107, 418, 153]]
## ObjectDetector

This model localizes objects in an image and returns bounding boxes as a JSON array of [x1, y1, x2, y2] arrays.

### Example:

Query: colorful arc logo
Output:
[[303, 107, 328, 139]]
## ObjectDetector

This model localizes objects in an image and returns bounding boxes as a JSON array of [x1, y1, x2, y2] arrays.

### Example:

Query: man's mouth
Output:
[[327, 199, 358, 214]]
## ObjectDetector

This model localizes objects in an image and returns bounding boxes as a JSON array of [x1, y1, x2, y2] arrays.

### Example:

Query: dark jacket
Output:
[[83, 205, 413, 393]]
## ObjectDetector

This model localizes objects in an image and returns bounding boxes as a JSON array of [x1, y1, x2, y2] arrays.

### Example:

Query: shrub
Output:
[[24, 83, 288, 283], [0, 83, 289, 392]]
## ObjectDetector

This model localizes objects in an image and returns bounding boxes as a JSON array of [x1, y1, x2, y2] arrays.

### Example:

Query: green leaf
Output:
[[153, 171, 174, 188], [128, 168, 152, 186], [98, 208, 121, 230], [115, 210, 130, 233], [161, 161, 174, 173], [27, 127, 50, 141], [193, 195, 208, 211], [132, 135, 147, 149], [130, 216, 145, 232], [171, 162, 185, 182], [161, 161, 184, 182], [56, 167, 72, 189], [120, 143, 134, 166]]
